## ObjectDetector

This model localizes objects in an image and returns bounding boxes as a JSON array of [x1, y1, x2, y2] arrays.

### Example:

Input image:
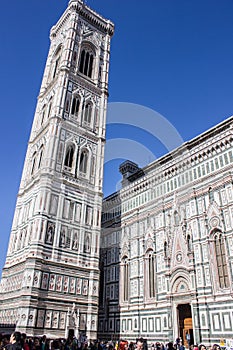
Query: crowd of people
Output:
[[0, 332, 222, 350]]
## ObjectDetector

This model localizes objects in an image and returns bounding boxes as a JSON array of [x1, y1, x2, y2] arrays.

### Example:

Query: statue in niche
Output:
[[46, 223, 55, 244], [84, 234, 90, 253], [60, 229, 66, 247], [70, 303, 80, 337], [73, 233, 79, 250], [86, 207, 92, 225], [75, 203, 81, 222]]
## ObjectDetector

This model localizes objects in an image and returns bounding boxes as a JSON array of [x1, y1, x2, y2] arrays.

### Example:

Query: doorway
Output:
[[68, 328, 74, 338], [177, 304, 193, 348]]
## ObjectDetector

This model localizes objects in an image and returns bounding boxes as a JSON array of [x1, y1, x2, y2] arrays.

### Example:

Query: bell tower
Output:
[[0, 0, 114, 339]]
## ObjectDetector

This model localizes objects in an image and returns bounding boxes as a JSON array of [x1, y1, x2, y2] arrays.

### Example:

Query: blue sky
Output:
[[0, 0, 233, 275]]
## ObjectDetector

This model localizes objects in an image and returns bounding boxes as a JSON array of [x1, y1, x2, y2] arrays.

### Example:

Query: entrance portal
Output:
[[177, 304, 193, 348]]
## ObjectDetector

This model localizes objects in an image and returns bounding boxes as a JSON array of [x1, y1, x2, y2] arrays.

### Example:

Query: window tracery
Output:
[[213, 230, 229, 289], [64, 145, 74, 170], [79, 46, 95, 78], [71, 96, 80, 118], [122, 257, 129, 302], [148, 251, 156, 298], [83, 102, 93, 126], [79, 149, 89, 175]]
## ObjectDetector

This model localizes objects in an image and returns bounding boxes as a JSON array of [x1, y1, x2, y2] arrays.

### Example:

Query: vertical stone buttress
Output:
[[0, 0, 114, 339]]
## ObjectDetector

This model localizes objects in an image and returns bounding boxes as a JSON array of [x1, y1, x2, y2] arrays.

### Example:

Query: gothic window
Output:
[[83, 102, 93, 126], [123, 257, 129, 302], [41, 105, 46, 126], [64, 145, 74, 170], [38, 145, 44, 169], [71, 96, 80, 117], [53, 57, 60, 79], [31, 152, 37, 175], [148, 252, 156, 298], [214, 231, 229, 288], [79, 149, 88, 175], [79, 47, 94, 78], [47, 99, 53, 120], [51, 46, 61, 80]]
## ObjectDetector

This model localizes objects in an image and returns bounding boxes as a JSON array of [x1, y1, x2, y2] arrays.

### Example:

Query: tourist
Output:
[[3, 332, 22, 350]]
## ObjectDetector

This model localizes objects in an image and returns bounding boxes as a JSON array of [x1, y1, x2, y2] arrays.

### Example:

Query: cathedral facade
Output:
[[0, 0, 114, 340], [99, 117, 233, 346], [1, 0, 233, 346]]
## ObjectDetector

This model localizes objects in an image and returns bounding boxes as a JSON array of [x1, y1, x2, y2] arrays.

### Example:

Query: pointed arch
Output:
[[51, 45, 62, 80], [79, 148, 89, 175], [83, 101, 93, 126], [79, 43, 95, 79], [146, 249, 156, 299], [40, 105, 46, 126], [64, 144, 75, 170], [38, 145, 44, 170], [211, 229, 229, 289], [170, 270, 191, 295], [31, 151, 37, 175], [70, 95, 80, 117], [46, 97, 53, 121], [122, 256, 129, 302]]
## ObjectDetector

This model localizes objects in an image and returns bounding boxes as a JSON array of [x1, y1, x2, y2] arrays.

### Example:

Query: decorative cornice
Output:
[[68, 0, 114, 37]]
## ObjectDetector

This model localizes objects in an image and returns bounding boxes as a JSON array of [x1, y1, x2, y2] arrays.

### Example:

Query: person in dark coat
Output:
[[4, 332, 22, 350]]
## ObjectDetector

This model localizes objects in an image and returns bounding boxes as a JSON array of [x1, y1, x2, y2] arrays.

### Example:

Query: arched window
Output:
[[51, 46, 61, 80], [46, 99, 53, 120], [38, 146, 44, 169], [41, 105, 46, 126], [83, 102, 92, 125], [71, 96, 80, 117], [123, 257, 129, 301], [79, 47, 94, 78], [53, 57, 60, 79], [148, 252, 156, 298], [79, 149, 88, 174], [31, 152, 37, 175], [64, 145, 74, 169], [214, 231, 229, 288]]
